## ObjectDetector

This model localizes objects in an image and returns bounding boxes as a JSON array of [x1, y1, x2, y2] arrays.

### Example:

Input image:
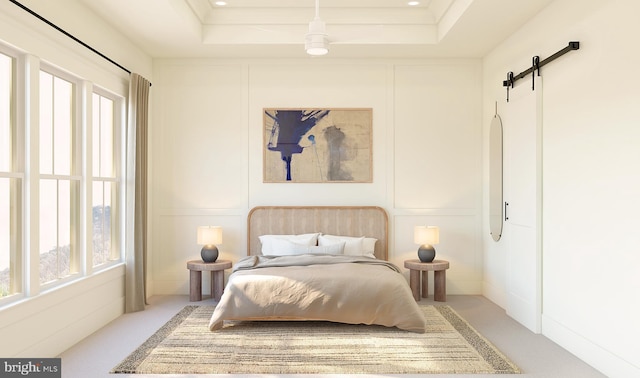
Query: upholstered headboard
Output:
[[247, 206, 389, 260]]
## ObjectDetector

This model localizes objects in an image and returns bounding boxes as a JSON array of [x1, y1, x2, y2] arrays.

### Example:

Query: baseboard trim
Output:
[[482, 281, 506, 309], [542, 314, 638, 378]]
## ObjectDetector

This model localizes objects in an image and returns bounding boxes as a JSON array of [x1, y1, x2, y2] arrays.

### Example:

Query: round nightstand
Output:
[[186, 259, 232, 301], [404, 259, 450, 302]]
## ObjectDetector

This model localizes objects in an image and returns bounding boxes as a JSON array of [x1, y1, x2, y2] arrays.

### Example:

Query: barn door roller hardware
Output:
[[503, 41, 579, 101]]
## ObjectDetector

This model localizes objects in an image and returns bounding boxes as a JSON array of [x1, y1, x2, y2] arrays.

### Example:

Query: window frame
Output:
[[37, 64, 83, 290], [90, 87, 124, 272], [0, 45, 25, 304]]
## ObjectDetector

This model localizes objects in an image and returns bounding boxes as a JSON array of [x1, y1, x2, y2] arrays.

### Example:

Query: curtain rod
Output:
[[9, 0, 150, 85]]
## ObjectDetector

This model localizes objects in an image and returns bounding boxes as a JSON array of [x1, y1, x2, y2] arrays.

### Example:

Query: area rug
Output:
[[111, 305, 520, 374]]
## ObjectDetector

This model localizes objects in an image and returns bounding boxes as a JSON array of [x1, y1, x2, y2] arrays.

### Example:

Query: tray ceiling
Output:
[[77, 0, 554, 58]]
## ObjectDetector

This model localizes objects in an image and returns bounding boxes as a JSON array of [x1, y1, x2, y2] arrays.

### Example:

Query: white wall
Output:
[[0, 0, 152, 357], [150, 58, 483, 297], [482, 0, 640, 376]]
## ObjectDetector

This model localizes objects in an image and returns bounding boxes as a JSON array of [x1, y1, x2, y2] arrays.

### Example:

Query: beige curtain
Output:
[[125, 73, 151, 313]]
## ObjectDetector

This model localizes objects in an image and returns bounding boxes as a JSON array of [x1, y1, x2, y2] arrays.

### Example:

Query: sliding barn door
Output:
[[502, 78, 542, 333]]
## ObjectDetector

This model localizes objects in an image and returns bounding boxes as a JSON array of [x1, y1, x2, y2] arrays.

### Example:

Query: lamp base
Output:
[[418, 245, 436, 263], [201, 245, 219, 263]]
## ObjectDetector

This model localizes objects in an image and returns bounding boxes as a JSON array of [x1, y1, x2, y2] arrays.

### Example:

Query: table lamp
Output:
[[197, 226, 222, 263], [414, 226, 439, 262]]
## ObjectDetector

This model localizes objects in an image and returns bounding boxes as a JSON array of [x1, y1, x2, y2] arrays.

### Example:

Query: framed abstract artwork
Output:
[[263, 108, 372, 183]]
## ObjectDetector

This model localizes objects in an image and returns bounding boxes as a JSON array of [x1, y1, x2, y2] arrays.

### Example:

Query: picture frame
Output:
[[263, 108, 373, 183]]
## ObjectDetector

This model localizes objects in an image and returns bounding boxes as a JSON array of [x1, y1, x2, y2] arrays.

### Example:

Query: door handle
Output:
[[505, 202, 509, 221]]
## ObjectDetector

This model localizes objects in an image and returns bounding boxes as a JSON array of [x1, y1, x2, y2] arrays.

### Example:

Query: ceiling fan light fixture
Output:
[[305, 17, 328, 56]]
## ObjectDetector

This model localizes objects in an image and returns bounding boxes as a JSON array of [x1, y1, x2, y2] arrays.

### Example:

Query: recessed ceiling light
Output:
[[408, 1, 420, 5], [215, 1, 227, 5]]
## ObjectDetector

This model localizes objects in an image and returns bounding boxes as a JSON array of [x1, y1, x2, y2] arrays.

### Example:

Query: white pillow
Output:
[[266, 239, 345, 256], [319, 234, 376, 257], [259, 233, 320, 256], [304, 242, 345, 255], [319, 234, 378, 258], [318, 234, 363, 256], [362, 237, 378, 258]]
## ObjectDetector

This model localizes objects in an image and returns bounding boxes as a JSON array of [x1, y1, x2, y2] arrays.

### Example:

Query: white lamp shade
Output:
[[414, 226, 439, 245], [197, 226, 222, 245]]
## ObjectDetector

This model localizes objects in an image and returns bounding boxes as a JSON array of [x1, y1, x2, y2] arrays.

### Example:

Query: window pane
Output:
[[92, 94, 114, 178], [92, 181, 115, 266], [100, 96, 113, 177], [92, 93, 100, 175], [53, 77, 72, 176], [39, 72, 53, 175], [104, 182, 114, 260], [57, 180, 71, 278], [0, 53, 11, 172], [39, 179, 57, 284], [40, 72, 74, 176], [0, 178, 12, 297], [92, 182, 105, 266], [39, 179, 73, 284]]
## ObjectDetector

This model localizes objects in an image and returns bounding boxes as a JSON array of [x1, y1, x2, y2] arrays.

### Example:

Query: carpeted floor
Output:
[[111, 304, 520, 374]]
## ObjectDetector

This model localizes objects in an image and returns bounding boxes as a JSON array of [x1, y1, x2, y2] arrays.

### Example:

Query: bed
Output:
[[208, 206, 427, 333]]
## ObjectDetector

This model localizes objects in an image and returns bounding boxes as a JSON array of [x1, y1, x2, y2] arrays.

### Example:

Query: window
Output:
[[92, 92, 119, 267], [0, 41, 125, 306], [0, 51, 22, 299], [39, 69, 79, 286]]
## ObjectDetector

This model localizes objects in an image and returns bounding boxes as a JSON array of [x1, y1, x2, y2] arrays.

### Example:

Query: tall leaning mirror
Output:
[[489, 114, 503, 241]]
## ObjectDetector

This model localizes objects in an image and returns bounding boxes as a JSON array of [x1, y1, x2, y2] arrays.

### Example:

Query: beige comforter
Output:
[[208, 254, 426, 333]]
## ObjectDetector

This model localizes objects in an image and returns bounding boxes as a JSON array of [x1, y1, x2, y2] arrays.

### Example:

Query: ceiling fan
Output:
[[305, 0, 329, 56]]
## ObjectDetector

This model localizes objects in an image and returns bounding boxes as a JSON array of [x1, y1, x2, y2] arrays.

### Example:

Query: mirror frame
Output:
[[489, 114, 503, 241]]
